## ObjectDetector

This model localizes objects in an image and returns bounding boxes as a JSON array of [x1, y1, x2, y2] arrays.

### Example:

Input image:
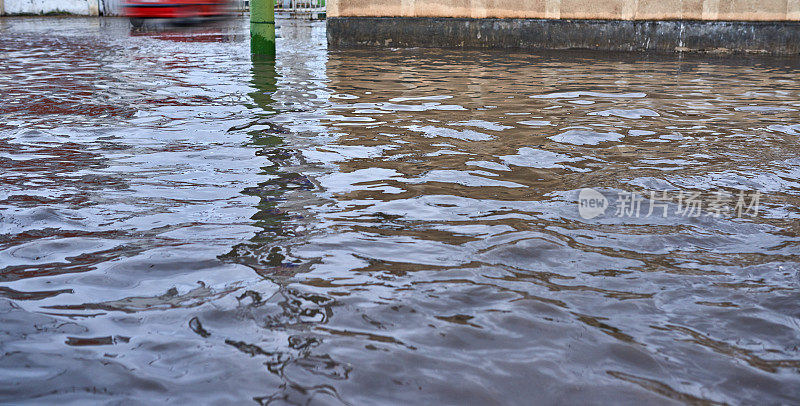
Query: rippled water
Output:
[[1, 16, 800, 405]]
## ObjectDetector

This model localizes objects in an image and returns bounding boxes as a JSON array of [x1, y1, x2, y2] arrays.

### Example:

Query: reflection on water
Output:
[[1, 16, 799, 405]]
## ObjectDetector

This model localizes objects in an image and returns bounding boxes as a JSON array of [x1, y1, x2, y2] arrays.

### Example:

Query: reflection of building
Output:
[[327, 0, 800, 54]]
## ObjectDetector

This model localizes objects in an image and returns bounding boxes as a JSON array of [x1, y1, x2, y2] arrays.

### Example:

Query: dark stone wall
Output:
[[327, 17, 800, 55]]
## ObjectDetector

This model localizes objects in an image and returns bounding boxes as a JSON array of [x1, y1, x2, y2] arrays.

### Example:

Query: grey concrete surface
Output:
[[327, 17, 800, 54]]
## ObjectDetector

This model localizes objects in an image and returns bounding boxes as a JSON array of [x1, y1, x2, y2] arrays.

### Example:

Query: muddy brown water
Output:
[[1, 16, 799, 405]]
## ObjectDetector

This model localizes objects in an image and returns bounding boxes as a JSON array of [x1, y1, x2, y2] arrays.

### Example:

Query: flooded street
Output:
[[2, 16, 800, 404]]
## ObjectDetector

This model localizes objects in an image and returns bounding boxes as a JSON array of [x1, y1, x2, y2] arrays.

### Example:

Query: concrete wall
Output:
[[4, 0, 100, 15], [329, 0, 800, 21]]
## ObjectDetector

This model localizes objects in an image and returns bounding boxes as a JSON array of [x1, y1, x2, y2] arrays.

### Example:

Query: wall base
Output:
[[327, 17, 800, 55]]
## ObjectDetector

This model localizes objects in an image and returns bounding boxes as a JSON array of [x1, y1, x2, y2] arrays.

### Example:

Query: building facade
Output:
[[327, 0, 800, 54]]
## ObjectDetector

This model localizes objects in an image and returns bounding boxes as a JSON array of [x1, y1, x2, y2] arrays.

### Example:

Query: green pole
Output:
[[251, 0, 276, 56]]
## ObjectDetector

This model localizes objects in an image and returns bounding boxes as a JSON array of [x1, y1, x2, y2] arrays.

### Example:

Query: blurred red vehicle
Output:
[[124, 0, 234, 27]]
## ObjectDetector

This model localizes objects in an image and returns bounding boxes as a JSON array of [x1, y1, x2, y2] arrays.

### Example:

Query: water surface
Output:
[[1, 16, 799, 405]]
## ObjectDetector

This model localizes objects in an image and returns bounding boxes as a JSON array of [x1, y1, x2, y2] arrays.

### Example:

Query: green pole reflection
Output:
[[222, 57, 308, 272], [217, 59, 341, 403], [248, 56, 279, 124]]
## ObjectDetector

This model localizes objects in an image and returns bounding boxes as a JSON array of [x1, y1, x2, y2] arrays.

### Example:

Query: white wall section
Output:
[[4, 0, 100, 15]]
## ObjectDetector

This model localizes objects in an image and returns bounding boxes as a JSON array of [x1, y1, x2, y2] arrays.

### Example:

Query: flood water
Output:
[[1, 16, 800, 405]]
